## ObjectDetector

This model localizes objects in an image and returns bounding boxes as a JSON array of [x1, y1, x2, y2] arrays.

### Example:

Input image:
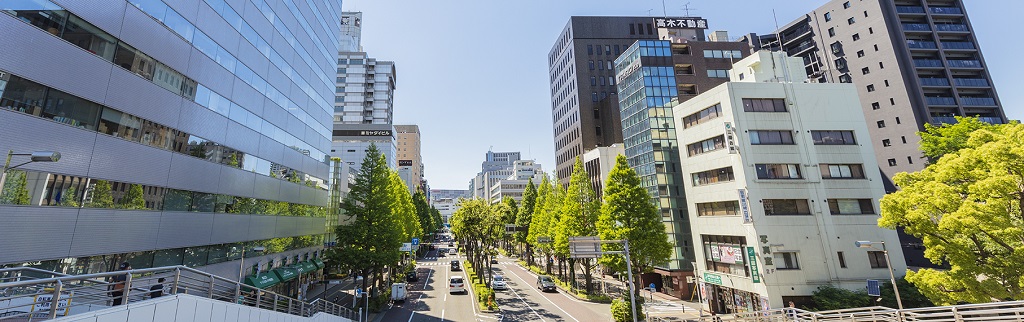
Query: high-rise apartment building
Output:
[[469, 151, 521, 199], [395, 124, 423, 191], [334, 52, 396, 125], [743, 0, 1005, 268], [612, 25, 749, 297], [548, 17, 660, 185], [0, 0, 343, 285], [675, 51, 905, 312]]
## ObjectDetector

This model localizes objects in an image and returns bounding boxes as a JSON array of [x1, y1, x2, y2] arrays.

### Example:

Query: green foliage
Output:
[[611, 298, 645, 322], [515, 179, 536, 244], [597, 155, 672, 286], [413, 191, 436, 234], [227, 153, 240, 168], [919, 116, 999, 160], [0, 170, 30, 205], [879, 277, 934, 309], [811, 285, 870, 311], [557, 157, 600, 292], [527, 175, 553, 249], [86, 180, 114, 208], [546, 180, 566, 257], [59, 186, 80, 207], [390, 171, 422, 241], [117, 184, 147, 209], [880, 120, 1024, 304]]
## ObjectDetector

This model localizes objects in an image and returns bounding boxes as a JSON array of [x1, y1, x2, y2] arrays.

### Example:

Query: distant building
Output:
[[335, 52, 396, 125], [582, 144, 625, 199], [330, 124, 397, 172], [469, 151, 521, 199], [395, 125, 423, 192], [674, 51, 905, 312], [488, 160, 545, 204]]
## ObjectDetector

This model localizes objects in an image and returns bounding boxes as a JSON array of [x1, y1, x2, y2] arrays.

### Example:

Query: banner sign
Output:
[[703, 273, 723, 286], [654, 18, 708, 29], [747, 247, 761, 283], [710, 243, 721, 261], [739, 189, 752, 223]]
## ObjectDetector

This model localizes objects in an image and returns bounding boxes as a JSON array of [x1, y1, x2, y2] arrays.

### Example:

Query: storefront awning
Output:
[[298, 261, 317, 272], [272, 267, 299, 282], [313, 258, 325, 269], [243, 271, 281, 289]]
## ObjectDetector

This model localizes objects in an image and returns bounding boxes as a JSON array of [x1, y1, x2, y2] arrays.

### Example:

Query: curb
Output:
[[514, 261, 612, 304]]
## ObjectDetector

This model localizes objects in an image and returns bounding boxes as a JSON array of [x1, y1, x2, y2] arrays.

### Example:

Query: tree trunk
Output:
[[583, 258, 594, 294]]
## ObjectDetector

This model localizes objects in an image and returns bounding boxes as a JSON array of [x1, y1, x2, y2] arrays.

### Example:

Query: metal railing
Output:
[[0, 265, 356, 321], [697, 300, 1024, 322]]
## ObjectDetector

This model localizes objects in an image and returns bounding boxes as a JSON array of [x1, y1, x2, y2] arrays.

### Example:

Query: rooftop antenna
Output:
[[645, 9, 654, 16], [682, 2, 697, 17], [662, 0, 668, 17]]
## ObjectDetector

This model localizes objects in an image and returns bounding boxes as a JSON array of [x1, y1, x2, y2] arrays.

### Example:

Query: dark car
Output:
[[450, 260, 461, 271], [405, 271, 419, 282], [448, 243, 454, 247], [490, 258, 498, 264], [537, 275, 556, 292]]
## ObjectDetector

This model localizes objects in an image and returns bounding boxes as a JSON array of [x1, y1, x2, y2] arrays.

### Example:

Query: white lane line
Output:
[[441, 309, 445, 322], [504, 267, 580, 322], [504, 273, 545, 321], [423, 268, 432, 289], [408, 292, 424, 322], [512, 264, 591, 305]]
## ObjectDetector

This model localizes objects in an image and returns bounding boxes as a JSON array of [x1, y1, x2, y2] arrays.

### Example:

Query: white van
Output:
[[449, 276, 465, 294]]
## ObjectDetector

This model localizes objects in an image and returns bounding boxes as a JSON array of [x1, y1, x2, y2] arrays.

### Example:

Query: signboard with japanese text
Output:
[[719, 245, 742, 264], [703, 272, 723, 286], [399, 160, 413, 166], [739, 189, 752, 223], [332, 129, 393, 137], [654, 18, 708, 29], [747, 247, 761, 283], [710, 243, 721, 261]]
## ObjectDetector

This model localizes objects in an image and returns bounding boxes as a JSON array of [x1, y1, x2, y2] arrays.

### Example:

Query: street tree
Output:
[[0, 170, 30, 205], [527, 175, 554, 272], [87, 180, 115, 208], [880, 120, 1024, 304], [919, 116, 998, 160], [390, 171, 422, 242], [333, 144, 403, 298], [498, 197, 518, 254], [557, 157, 600, 293], [597, 154, 672, 294], [547, 179, 566, 280], [516, 179, 537, 264], [118, 184, 146, 209], [59, 185, 80, 207]]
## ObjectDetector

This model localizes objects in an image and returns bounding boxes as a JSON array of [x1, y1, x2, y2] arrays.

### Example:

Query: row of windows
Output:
[[703, 50, 743, 59], [742, 98, 788, 112], [757, 198, 874, 215], [691, 167, 734, 186], [0, 168, 326, 215], [681, 104, 723, 129], [687, 135, 726, 156], [689, 163, 866, 185], [586, 44, 622, 57], [0, 72, 327, 186], [749, 130, 794, 145]]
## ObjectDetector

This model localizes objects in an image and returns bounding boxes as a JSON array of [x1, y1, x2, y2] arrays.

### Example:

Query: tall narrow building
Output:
[[548, 17, 660, 185], [744, 0, 1005, 268], [395, 124, 423, 191], [0, 0, 344, 288]]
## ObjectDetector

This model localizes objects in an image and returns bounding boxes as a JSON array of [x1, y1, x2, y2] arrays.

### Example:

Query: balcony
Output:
[[935, 24, 969, 32], [961, 97, 996, 106], [930, 7, 963, 15], [913, 59, 943, 68], [896, 6, 926, 14], [919, 78, 950, 86], [926, 97, 956, 105], [979, 116, 1004, 124], [906, 40, 937, 49], [953, 78, 989, 87], [931, 116, 957, 124], [942, 41, 976, 50], [902, 23, 931, 31], [947, 59, 982, 68]]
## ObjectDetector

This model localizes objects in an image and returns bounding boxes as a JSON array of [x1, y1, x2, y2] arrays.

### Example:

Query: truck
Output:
[[391, 283, 408, 303]]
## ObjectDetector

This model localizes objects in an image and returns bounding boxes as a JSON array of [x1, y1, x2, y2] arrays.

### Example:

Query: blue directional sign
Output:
[[867, 279, 881, 296], [412, 238, 420, 246]]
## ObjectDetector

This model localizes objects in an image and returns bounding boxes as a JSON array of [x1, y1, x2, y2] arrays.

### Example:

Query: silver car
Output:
[[491, 275, 507, 290]]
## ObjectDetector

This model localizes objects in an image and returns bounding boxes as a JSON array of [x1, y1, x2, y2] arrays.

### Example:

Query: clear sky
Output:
[[341, 0, 1022, 189]]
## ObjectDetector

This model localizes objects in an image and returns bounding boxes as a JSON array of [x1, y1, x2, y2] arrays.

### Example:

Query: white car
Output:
[[491, 275, 507, 290], [449, 276, 465, 294], [449, 248, 457, 255]]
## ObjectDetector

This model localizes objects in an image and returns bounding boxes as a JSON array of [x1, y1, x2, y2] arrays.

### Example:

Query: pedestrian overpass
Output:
[[0, 266, 357, 322], [696, 300, 1024, 322]]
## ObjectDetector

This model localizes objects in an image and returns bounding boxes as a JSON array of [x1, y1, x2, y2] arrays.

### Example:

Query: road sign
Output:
[[400, 243, 412, 252], [569, 236, 601, 259], [412, 238, 420, 246], [867, 279, 881, 296]]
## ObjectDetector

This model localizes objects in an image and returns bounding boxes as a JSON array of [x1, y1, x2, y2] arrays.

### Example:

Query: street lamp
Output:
[[0, 150, 61, 196], [856, 240, 902, 310], [238, 246, 266, 282]]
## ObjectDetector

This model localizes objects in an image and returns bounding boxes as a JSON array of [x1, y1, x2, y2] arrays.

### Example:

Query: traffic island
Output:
[[463, 260, 498, 312]]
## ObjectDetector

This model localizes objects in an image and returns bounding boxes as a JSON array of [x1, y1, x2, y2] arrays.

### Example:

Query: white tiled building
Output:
[[673, 51, 905, 313]]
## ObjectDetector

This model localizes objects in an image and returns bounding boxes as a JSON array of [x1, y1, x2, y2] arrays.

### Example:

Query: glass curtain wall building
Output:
[[0, 0, 344, 282]]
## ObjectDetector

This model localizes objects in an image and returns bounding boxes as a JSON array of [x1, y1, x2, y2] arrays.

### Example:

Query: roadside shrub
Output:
[[610, 298, 645, 322]]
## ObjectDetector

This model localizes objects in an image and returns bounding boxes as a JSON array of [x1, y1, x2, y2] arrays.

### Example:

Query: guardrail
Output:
[[696, 300, 1024, 322], [0, 265, 356, 321]]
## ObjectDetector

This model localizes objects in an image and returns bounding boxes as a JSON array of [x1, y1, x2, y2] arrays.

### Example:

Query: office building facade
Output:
[[395, 124, 423, 192], [674, 51, 905, 312], [334, 52, 395, 125], [469, 151, 521, 199], [612, 27, 749, 297], [0, 0, 342, 282], [548, 16, 661, 185], [330, 124, 398, 172]]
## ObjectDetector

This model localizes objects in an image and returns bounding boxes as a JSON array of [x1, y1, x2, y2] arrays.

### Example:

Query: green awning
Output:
[[299, 261, 317, 272], [292, 263, 308, 274], [243, 271, 281, 289], [273, 267, 299, 282], [313, 258, 325, 269]]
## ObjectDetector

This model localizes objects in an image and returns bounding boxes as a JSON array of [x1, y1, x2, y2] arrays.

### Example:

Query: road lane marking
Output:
[[504, 272, 544, 321], [423, 268, 432, 289], [441, 309, 445, 322], [510, 263, 592, 305], [408, 292, 424, 322], [504, 267, 580, 322]]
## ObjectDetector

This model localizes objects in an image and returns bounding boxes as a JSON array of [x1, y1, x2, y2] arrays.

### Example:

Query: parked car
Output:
[[448, 243, 454, 247], [449, 276, 465, 294], [490, 258, 498, 264], [491, 275, 507, 290], [537, 275, 556, 292], [405, 271, 418, 283], [450, 260, 461, 271]]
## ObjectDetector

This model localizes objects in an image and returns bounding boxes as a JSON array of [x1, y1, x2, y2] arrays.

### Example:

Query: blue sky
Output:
[[342, 0, 1021, 189]]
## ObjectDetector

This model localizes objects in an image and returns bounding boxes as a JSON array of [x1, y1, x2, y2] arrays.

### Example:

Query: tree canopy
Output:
[[880, 119, 1024, 304]]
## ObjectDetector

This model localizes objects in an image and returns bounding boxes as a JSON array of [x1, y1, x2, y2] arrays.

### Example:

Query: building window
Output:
[[696, 201, 741, 217], [588, 60, 594, 70], [866, 84, 875, 92], [835, 58, 847, 71], [742, 98, 787, 112], [606, 61, 613, 70], [830, 42, 843, 55], [901, 136, 907, 144], [882, 139, 891, 147], [907, 156, 914, 164], [590, 76, 597, 86], [707, 69, 729, 78], [868, 251, 888, 268], [828, 27, 836, 37], [890, 98, 895, 105], [682, 104, 723, 128], [828, 199, 874, 215], [749, 130, 795, 145], [874, 44, 879, 51], [857, 50, 865, 57], [862, 67, 870, 75], [591, 92, 598, 102], [765, 198, 811, 216], [839, 74, 852, 83], [871, 102, 880, 110], [811, 130, 857, 145], [687, 135, 727, 156], [774, 252, 801, 270], [895, 117, 901, 124], [848, 17, 856, 25], [609, 76, 615, 85], [755, 164, 802, 179], [887, 158, 897, 166], [884, 80, 890, 87], [692, 167, 735, 186], [838, 252, 848, 268], [587, 45, 593, 55], [877, 120, 885, 128], [820, 164, 865, 179], [869, 27, 874, 34], [843, 1, 851, 9], [629, 23, 635, 35], [864, 10, 869, 17], [605, 45, 611, 55], [852, 33, 860, 41], [598, 60, 604, 70], [595, 126, 602, 136], [824, 12, 832, 21]]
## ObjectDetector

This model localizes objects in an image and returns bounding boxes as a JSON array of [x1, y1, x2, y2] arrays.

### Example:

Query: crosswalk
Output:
[[416, 260, 517, 266], [645, 301, 690, 314]]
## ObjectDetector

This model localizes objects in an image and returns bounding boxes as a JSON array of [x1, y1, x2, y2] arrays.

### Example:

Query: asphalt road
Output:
[[380, 245, 481, 322]]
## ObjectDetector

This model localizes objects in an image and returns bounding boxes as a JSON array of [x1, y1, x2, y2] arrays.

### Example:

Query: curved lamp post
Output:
[[856, 240, 903, 310], [0, 150, 61, 196]]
